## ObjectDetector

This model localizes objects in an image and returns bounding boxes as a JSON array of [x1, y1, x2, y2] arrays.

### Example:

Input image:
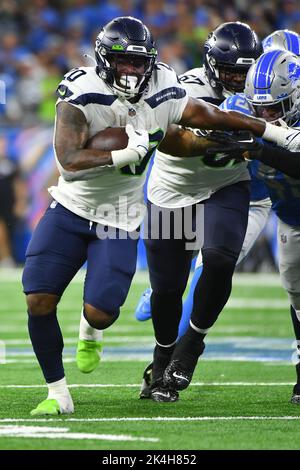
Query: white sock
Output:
[[47, 377, 74, 413], [79, 309, 103, 342]]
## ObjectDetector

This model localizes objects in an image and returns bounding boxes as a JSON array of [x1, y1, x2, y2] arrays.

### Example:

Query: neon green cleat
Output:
[[30, 399, 61, 416], [76, 339, 102, 373]]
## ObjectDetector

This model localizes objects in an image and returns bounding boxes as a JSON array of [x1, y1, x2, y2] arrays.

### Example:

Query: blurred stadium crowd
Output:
[[0, 0, 299, 267]]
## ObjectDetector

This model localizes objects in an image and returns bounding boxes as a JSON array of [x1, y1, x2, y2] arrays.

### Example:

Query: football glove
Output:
[[111, 124, 149, 170], [204, 130, 263, 161]]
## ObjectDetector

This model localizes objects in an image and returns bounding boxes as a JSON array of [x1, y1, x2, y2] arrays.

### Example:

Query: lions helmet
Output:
[[204, 22, 263, 97], [263, 30, 300, 57], [95, 16, 157, 99], [245, 49, 300, 125]]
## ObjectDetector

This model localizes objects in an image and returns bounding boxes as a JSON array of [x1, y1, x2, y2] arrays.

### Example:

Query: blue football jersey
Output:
[[220, 95, 269, 202], [222, 92, 300, 227]]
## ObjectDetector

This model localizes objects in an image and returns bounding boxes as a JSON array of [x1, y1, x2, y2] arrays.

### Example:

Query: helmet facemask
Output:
[[215, 63, 251, 96], [251, 91, 299, 125], [103, 51, 155, 98]]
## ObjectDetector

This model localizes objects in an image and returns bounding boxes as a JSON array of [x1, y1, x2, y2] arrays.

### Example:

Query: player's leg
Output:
[[178, 197, 271, 338], [83, 224, 138, 330], [144, 203, 193, 401], [76, 224, 139, 373], [277, 219, 300, 403], [164, 181, 250, 391], [22, 202, 87, 415]]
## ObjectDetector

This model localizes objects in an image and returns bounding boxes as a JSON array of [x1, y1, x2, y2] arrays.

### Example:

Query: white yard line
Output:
[[0, 425, 158, 442], [0, 416, 299, 423], [0, 382, 295, 389]]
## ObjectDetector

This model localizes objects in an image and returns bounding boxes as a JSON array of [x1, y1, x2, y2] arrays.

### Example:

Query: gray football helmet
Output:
[[244, 49, 300, 125], [263, 30, 300, 57]]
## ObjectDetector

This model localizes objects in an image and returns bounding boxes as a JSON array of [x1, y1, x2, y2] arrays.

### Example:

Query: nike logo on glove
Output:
[[240, 138, 254, 143]]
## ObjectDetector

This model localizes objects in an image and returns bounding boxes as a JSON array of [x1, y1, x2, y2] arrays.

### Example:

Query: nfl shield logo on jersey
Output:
[[280, 233, 287, 244]]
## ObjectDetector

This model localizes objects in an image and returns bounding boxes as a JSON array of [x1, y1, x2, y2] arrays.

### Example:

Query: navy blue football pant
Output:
[[23, 202, 138, 314], [23, 202, 138, 383], [145, 180, 250, 344]]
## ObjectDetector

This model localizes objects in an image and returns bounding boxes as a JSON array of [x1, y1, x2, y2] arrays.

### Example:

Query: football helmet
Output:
[[95, 16, 157, 99], [263, 30, 300, 56], [204, 22, 263, 97], [244, 49, 300, 125]]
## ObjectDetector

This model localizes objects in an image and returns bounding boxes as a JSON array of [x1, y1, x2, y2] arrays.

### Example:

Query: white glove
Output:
[[111, 124, 149, 169], [262, 122, 300, 151], [281, 128, 300, 152]]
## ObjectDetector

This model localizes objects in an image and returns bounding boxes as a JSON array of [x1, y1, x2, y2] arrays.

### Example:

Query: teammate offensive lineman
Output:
[[22, 16, 299, 415]]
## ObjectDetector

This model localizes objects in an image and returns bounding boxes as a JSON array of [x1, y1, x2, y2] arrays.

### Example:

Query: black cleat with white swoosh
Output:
[[163, 340, 205, 391], [150, 382, 179, 402], [163, 360, 193, 391]]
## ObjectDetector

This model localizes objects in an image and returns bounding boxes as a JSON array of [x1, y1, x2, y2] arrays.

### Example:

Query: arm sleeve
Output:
[[257, 144, 300, 179]]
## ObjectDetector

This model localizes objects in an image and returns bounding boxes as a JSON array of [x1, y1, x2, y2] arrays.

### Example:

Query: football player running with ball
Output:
[[22, 17, 299, 415]]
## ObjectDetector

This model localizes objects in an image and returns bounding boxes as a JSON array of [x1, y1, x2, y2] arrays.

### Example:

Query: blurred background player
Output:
[[0, 134, 27, 267]]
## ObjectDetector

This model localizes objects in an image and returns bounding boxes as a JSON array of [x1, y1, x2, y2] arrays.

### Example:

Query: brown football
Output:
[[86, 127, 128, 151]]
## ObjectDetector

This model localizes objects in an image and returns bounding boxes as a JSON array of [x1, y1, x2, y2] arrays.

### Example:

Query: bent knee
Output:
[[84, 303, 118, 329], [26, 293, 60, 315], [202, 248, 237, 271]]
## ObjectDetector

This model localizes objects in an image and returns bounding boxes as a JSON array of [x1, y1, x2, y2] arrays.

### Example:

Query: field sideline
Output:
[[0, 270, 299, 450]]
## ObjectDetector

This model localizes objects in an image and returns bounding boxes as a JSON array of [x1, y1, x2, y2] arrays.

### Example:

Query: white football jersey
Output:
[[49, 63, 188, 231], [147, 67, 250, 208]]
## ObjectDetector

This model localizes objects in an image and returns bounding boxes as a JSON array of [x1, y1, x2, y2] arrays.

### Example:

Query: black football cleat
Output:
[[163, 359, 193, 391], [150, 382, 179, 403], [291, 384, 300, 404], [139, 362, 153, 399]]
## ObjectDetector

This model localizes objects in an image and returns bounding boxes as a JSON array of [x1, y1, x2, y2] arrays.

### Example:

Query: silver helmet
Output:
[[263, 30, 300, 57], [244, 49, 300, 125]]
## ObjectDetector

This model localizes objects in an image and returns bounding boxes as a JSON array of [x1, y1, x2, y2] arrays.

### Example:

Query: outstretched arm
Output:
[[246, 144, 300, 179], [158, 125, 221, 156], [179, 97, 266, 136]]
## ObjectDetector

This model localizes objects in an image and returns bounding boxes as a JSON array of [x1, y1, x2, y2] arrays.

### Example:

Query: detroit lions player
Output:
[[23, 16, 278, 415], [243, 49, 300, 404]]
